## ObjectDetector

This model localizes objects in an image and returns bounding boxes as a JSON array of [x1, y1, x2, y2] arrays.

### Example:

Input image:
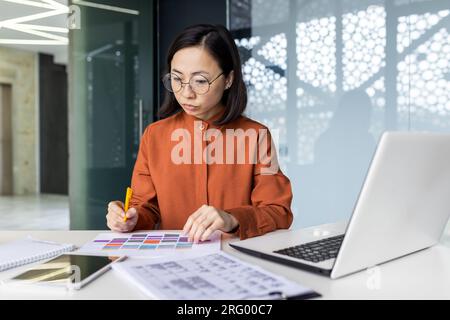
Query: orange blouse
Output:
[[130, 108, 294, 239]]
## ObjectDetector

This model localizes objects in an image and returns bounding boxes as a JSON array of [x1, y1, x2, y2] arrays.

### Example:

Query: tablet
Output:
[[7, 254, 126, 290]]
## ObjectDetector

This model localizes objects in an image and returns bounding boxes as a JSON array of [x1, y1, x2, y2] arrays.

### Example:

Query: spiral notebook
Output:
[[0, 236, 76, 272]]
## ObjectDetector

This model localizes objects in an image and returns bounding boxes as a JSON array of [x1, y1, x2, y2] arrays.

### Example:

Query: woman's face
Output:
[[170, 46, 233, 120]]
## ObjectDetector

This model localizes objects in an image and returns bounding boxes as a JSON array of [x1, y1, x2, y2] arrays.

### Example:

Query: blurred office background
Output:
[[0, 0, 449, 234]]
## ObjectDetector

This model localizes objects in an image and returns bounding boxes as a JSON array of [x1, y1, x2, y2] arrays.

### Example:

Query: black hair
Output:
[[158, 24, 247, 125]]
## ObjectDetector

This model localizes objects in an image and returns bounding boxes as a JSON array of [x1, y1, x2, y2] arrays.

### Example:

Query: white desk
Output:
[[0, 224, 449, 300]]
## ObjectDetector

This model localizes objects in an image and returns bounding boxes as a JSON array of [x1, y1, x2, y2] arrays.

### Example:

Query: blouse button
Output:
[[199, 122, 205, 131]]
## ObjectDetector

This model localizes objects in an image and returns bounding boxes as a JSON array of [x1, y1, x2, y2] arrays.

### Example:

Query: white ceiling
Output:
[[0, 0, 68, 64]]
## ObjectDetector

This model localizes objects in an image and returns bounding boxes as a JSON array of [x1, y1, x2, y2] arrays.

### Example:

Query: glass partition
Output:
[[69, 0, 155, 229], [229, 0, 450, 228]]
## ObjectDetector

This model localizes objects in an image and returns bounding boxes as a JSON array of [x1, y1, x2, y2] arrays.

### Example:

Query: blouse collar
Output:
[[181, 106, 227, 129]]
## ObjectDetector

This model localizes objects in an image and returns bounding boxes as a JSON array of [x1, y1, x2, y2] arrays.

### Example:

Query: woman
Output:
[[106, 24, 293, 241]]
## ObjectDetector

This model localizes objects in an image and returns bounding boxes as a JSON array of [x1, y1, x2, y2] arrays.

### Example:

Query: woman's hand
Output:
[[182, 204, 239, 242], [106, 201, 139, 232]]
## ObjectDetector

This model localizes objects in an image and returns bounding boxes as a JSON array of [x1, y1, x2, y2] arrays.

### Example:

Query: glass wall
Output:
[[229, 0, 450, 228], [69, 0, 155, 229]]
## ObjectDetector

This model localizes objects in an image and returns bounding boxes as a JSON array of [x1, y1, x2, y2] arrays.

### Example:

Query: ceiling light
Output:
[[72, 0, 139, 15], [0, 0, 69, 45]]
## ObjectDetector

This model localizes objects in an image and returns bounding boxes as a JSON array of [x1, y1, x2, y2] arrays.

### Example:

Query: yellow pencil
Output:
[[123, 187, 133, 222]]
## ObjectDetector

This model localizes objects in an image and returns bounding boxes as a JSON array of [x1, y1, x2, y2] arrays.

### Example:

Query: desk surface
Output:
[[0, 224, 449, 300]]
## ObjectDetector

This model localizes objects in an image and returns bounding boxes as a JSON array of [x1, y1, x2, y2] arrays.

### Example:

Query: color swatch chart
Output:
[[78, 231, 221, 257], [100, 233, 195, 250]]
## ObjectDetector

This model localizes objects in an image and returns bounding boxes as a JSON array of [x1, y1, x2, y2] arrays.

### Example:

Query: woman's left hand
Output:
[[182, 205, 239, 242]]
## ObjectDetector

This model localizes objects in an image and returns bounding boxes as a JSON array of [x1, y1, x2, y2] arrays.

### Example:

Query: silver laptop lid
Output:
[[332, 132, 450, 279]]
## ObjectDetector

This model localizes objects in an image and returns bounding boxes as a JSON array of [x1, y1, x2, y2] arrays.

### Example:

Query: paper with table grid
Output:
[[112, 251, 317, 300]]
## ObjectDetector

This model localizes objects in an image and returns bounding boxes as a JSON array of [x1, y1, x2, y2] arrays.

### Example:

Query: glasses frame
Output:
[[162, 72, 224, 95]]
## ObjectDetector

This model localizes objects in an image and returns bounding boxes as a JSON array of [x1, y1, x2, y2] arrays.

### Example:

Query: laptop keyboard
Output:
[[273, 234, 345, 263]]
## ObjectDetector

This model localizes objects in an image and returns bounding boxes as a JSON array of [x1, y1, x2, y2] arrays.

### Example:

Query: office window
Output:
[[229, 0, 450, 228]]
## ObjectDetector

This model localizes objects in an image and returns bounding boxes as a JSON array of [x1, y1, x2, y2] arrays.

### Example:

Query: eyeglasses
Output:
[[162, 72, 224, 95]]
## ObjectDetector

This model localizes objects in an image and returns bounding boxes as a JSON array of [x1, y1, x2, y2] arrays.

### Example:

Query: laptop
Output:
[[230, 132, 450, 279]]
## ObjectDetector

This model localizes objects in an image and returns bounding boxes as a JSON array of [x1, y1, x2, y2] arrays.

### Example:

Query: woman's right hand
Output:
[[106, 201, 138, 232]]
